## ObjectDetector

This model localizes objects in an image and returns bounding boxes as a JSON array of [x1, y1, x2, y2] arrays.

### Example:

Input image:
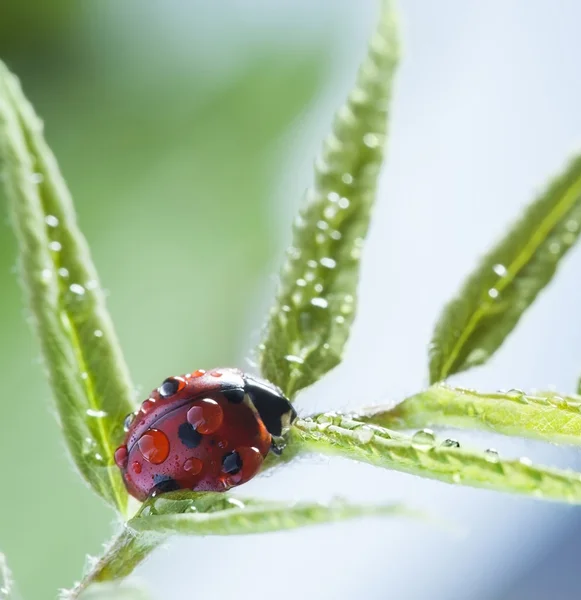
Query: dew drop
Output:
[[363, 133, 380, 148], [306, 260, 318, 269], [187, 398, 224, 434], [335, 315, 345, 324], [57, 267, 69, 278], [441, 438, 460, 448], [488, 288, 499, 299], [80, 372, 89, 380], [41, 268, 52, 282], [227, 498, 246, 509], [566, 219, 579, 233], [563, 232, 575, 246], [320, 257, 337, 269], [323, 206, 338, 220], [354, 426, 374, 443], [284, 354, 304, 365], [45, 215, 59, 227], [549, 242, 561, 255], [484, 448, 499, 462], [138, 429, 170, 464], [85, 280, 99, 291], [296, 278, 307, 287], [86, 408, 107, 418], [342, 173, 354, 185], [281, 305, 291, 313], [338, 197, 350, 210], [114, 445, 128, 469], [315, 233, 326, 245], [48, 241, 62, 252], [311, 297, 328, 309], [317, 220, 329, 231], [140, 398, 156, 414], [506, 388, 524, 399], [123, 413, 135, 432], [183, 457, 203, 474], [69, 283, 85, 296], [330, 230, 342, 240], [519, 456, 533, 466], [493, 264, 507, 276], [314, 283, 323, 293], [411, 428, 436, 449], [452, 473, 462, 483], [30, 172, 44, 184], [327, 192, 340, 203], [94, 329, 103, 338]]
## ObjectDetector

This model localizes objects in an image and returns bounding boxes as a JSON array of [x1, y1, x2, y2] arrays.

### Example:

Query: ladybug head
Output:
[[242, 374, 297, 438]]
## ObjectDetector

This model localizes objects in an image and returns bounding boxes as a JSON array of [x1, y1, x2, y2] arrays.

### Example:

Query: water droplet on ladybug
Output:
[[132, 461, 142, 474], [138, 429, 170, 464], [123, 413, 135, 432], [141, 399, 156, 414], [159, 377, 183, 398], [224, 447, 263, 486], [187, 398, 224, 434], [210, 371, 223, 378], [222, 451, 242, 475], [192, 369, 205, 378], [114, 445, 128, 469], [183, 457, 203, 474]]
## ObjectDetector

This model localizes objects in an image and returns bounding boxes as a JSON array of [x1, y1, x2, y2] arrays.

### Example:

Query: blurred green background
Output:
[[0, 3, 329, 598]]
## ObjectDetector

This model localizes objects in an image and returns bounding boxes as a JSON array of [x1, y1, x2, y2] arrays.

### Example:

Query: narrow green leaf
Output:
[[258, 1, 399, 398], [429, 153, 581, 383], [292, 416, 581, 504], [360, 385, 581, 446], [0, 553, 14, 600], [0, 61, 134, 513], [74, 582, 152, 600], [129, 490, 409, 536], [68, 530, 162, 599]]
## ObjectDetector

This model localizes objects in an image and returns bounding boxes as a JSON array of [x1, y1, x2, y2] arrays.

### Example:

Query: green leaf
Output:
[[0, 553, 14, 600], [292, 415, 581, 504], [75, 581, 152, 600], [68, 530, 162, 599], [361, 385, 581, 446], [429, 153, 581, 383], [258, 0, 399, 398], [0, 61, 135, 513], [129, 490, 410, 536]]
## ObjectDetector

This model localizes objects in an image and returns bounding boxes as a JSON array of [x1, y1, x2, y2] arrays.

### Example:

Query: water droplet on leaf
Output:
[[411, 429, 435, 449]]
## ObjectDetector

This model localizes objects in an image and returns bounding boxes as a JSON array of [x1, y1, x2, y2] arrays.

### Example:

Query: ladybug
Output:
[[114, 368, 296, 501]]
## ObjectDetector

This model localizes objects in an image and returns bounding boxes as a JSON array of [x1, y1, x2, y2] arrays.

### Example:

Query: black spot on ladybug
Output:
[[222, 388, 245, 404], [159, 377, 180, 398], [222, 451, 242, 475], [152, 475, 181, 494], [178, 422, 203, 448]]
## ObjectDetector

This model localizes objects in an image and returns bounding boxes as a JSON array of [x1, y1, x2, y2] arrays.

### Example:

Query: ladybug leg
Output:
[[270, 437, 285, 456]]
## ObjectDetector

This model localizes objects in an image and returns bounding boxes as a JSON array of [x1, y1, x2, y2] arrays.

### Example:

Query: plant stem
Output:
[[68, 529, 163, 599], [360, 384, 581, 445]]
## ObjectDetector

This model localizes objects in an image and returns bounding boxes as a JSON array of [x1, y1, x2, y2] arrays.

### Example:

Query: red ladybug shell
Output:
[[114, 368, 272, 501]]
